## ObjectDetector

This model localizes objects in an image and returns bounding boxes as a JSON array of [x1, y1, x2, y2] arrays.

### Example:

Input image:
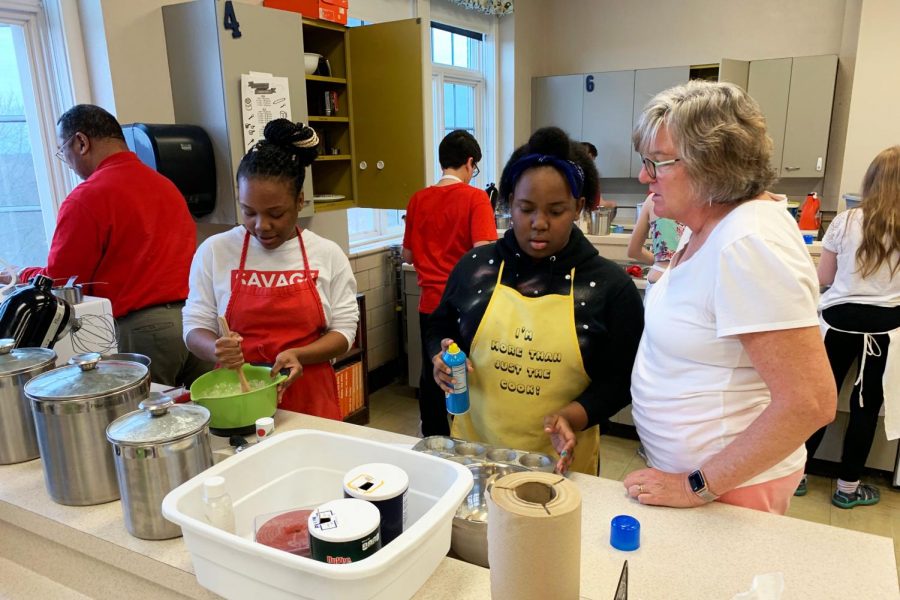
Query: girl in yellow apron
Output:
[[425, 127, 644, 475]]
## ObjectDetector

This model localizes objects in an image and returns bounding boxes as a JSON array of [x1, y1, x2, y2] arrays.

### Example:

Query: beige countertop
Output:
[[1, 409, 896, 600]]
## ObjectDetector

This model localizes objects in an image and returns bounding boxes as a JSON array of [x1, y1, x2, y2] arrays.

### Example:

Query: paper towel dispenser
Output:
[[122, 123, 215, 217]]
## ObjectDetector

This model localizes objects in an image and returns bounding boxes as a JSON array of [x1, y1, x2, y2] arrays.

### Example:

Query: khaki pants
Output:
[[116, 302, 213, 387]]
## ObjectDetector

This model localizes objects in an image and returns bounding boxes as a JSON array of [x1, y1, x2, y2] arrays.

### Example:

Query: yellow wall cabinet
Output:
[[303, 18, 425, 212]]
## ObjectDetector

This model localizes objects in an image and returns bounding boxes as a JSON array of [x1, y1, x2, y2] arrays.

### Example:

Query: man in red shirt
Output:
[[402, 130, 497, 436], [16, 104, 209, 386]]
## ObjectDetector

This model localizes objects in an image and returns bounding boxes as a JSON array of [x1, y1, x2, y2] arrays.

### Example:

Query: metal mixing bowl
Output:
[[451, 462, 527, 567]]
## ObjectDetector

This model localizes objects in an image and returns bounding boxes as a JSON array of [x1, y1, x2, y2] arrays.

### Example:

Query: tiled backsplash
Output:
[[349, 248, 400, 372]]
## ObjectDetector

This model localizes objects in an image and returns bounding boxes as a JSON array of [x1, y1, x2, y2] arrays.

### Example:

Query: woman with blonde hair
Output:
[[798, 146, 900, 507], [623, 80, 836, 514]]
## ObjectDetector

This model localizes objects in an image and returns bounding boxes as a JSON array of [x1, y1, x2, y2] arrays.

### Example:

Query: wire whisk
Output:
[[71, 314, 118, 354]]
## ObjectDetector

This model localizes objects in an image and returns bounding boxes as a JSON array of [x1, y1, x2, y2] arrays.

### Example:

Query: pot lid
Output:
[[24, 352, 147, 401], [107, 393, 210, 445], [0, 338, 57, 377]]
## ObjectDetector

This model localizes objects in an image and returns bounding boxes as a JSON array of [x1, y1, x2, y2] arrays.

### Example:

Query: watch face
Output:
[[688, 470, 705, 493]]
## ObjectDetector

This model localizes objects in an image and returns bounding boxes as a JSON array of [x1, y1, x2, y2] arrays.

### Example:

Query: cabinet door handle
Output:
[[359, 161, 368, 170], [784, 166, 800, 171], [376, 161, 385, 171]]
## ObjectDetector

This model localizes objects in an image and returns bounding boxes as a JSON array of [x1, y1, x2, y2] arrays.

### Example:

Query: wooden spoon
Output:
[[217, 316, 251, 393]]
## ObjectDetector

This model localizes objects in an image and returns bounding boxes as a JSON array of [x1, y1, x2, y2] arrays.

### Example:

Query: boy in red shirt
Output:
[[402, 130, 497, 436]]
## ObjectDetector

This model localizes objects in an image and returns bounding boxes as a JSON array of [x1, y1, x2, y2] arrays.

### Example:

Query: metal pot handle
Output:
[[68, 352, 102, 371], [139, 392, 175, 416]]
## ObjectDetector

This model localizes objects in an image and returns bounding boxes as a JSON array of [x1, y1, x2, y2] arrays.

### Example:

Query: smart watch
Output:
[[688, 469, 718, 502]]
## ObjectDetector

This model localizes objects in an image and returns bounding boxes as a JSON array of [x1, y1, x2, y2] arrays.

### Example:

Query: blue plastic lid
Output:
[[610, 514, 640, 551]]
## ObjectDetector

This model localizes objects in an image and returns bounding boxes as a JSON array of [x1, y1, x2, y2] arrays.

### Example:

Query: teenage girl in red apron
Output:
[[184, 119, 354, 420], [225, 226, 341, 419]]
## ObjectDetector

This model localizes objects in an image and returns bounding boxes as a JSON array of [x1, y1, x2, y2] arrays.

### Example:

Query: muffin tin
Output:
[[412, 436, 555, 473]]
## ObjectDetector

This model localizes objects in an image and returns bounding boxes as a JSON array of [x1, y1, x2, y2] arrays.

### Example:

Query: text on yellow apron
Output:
[[451, 262, 600, 474]]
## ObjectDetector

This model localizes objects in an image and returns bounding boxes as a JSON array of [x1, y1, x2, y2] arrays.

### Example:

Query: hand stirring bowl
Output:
[[217, 316, 251, 393]]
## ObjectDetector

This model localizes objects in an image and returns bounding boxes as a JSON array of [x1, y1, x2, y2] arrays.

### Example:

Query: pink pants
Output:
[[716, 469, 804, 515]]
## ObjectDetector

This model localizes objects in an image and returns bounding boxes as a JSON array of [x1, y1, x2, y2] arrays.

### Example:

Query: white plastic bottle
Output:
[[202, 476, 236, 534]]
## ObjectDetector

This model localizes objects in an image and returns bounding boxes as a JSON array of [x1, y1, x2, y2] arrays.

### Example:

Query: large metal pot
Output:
[[25, 352, 149, 505], [0, 339, 56, 464], [107, 393, 212, 539]]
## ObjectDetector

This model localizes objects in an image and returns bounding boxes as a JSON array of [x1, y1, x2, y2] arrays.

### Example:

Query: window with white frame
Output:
[[431, 22, 488, 188], [0, 0, 80, 274]]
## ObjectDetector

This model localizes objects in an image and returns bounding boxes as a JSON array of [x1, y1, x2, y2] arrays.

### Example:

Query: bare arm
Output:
[[625, 326, 836, 506], [473, 240, 491, 248], [700, 326, 836, 494], [626, 209, 654, 265], [401, 247, 413, 264], [817, 249, 838, 286]]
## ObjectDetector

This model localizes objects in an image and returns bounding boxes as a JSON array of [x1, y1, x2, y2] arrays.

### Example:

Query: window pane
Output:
[[0, 26, 46, 267], [443, 82, 454, 129], [452, 33, 469, 68], [347, 207, 377, 236], [432, 29, 452, 65], [454, 84, 474, 129]]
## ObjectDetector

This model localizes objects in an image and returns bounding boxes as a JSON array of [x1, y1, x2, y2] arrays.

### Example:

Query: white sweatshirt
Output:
[[183, 226, 358, 348]]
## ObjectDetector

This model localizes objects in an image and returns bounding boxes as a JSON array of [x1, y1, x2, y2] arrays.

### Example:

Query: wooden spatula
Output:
[[217, 316, 251, 393]]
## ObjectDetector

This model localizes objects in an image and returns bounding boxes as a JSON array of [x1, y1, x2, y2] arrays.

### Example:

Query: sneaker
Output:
[[831, 483, 880, 509], [794, 475, 808, 497]]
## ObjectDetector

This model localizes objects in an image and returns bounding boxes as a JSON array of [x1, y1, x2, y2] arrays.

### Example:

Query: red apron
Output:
[[225, 228, 341, 419]]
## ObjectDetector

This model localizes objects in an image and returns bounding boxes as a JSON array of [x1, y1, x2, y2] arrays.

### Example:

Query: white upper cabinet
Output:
[[630, 66, 690, 177], [581, 70, 635, 178], [532, 75, 584, 140], [748, 55, 837, 179]]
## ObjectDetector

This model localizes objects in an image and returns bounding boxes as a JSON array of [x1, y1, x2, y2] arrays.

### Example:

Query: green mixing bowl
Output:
[[190, 364, 286, 430]]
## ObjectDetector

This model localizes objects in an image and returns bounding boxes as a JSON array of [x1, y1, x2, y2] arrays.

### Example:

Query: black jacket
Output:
[[425, 226, 644, 429]]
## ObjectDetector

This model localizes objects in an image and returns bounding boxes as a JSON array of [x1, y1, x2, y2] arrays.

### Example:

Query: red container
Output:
[[263, 0, 348, 24]]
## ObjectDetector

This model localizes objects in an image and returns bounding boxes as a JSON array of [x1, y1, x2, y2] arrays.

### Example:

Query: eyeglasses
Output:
[[472, 162, 480, 178], [640, 156, 681, 179], [55, 133, 77, 161]]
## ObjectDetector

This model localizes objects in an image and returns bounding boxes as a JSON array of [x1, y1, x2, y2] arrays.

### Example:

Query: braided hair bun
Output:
[[237, 119, 320, 197], [263, 119, 319, 166]]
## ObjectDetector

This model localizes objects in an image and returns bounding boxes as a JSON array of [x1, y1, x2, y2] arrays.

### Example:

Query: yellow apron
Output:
[[451, 262, 600, 474]]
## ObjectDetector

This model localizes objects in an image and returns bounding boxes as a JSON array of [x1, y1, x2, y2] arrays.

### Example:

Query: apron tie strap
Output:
[[853, 333, 883, 408]]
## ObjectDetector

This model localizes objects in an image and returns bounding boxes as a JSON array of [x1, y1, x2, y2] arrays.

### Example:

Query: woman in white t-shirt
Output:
[[183, 120, 358, 421], [798, 146, 900, 508], [622, 81, 836, 514]]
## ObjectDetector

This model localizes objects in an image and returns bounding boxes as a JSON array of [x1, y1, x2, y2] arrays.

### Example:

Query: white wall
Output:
[[510, 0, 867, 211], [838, 0, 900, 200], [525, 0, 847, 75]]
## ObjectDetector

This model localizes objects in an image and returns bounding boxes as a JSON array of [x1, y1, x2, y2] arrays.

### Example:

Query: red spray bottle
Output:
[[798, 192, 821, 231]]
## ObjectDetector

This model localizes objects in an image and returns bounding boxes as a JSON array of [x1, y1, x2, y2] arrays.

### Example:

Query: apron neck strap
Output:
[[238, 227, 308, 272]]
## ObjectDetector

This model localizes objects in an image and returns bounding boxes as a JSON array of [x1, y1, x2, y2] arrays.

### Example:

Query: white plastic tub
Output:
[[162, 430, 474, 600]]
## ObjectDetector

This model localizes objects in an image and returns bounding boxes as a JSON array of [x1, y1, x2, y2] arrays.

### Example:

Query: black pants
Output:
[[418, 312, 450, 437], [805, 303, 900, 481]]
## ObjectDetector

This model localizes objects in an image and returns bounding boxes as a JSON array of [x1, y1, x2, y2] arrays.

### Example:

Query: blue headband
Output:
[[506, 153, 586, 199]]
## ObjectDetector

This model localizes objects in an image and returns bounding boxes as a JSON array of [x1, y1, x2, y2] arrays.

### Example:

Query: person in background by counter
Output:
[[402, 130, 497, 436], [580, 141, 617, 220], [427, 127, 644, 474], [183, 120, 358, 419], [797, 146, 900, 508], [626, 192, 684, 300], [11, 104, 209, 387], [624, 81, 836, 514]]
